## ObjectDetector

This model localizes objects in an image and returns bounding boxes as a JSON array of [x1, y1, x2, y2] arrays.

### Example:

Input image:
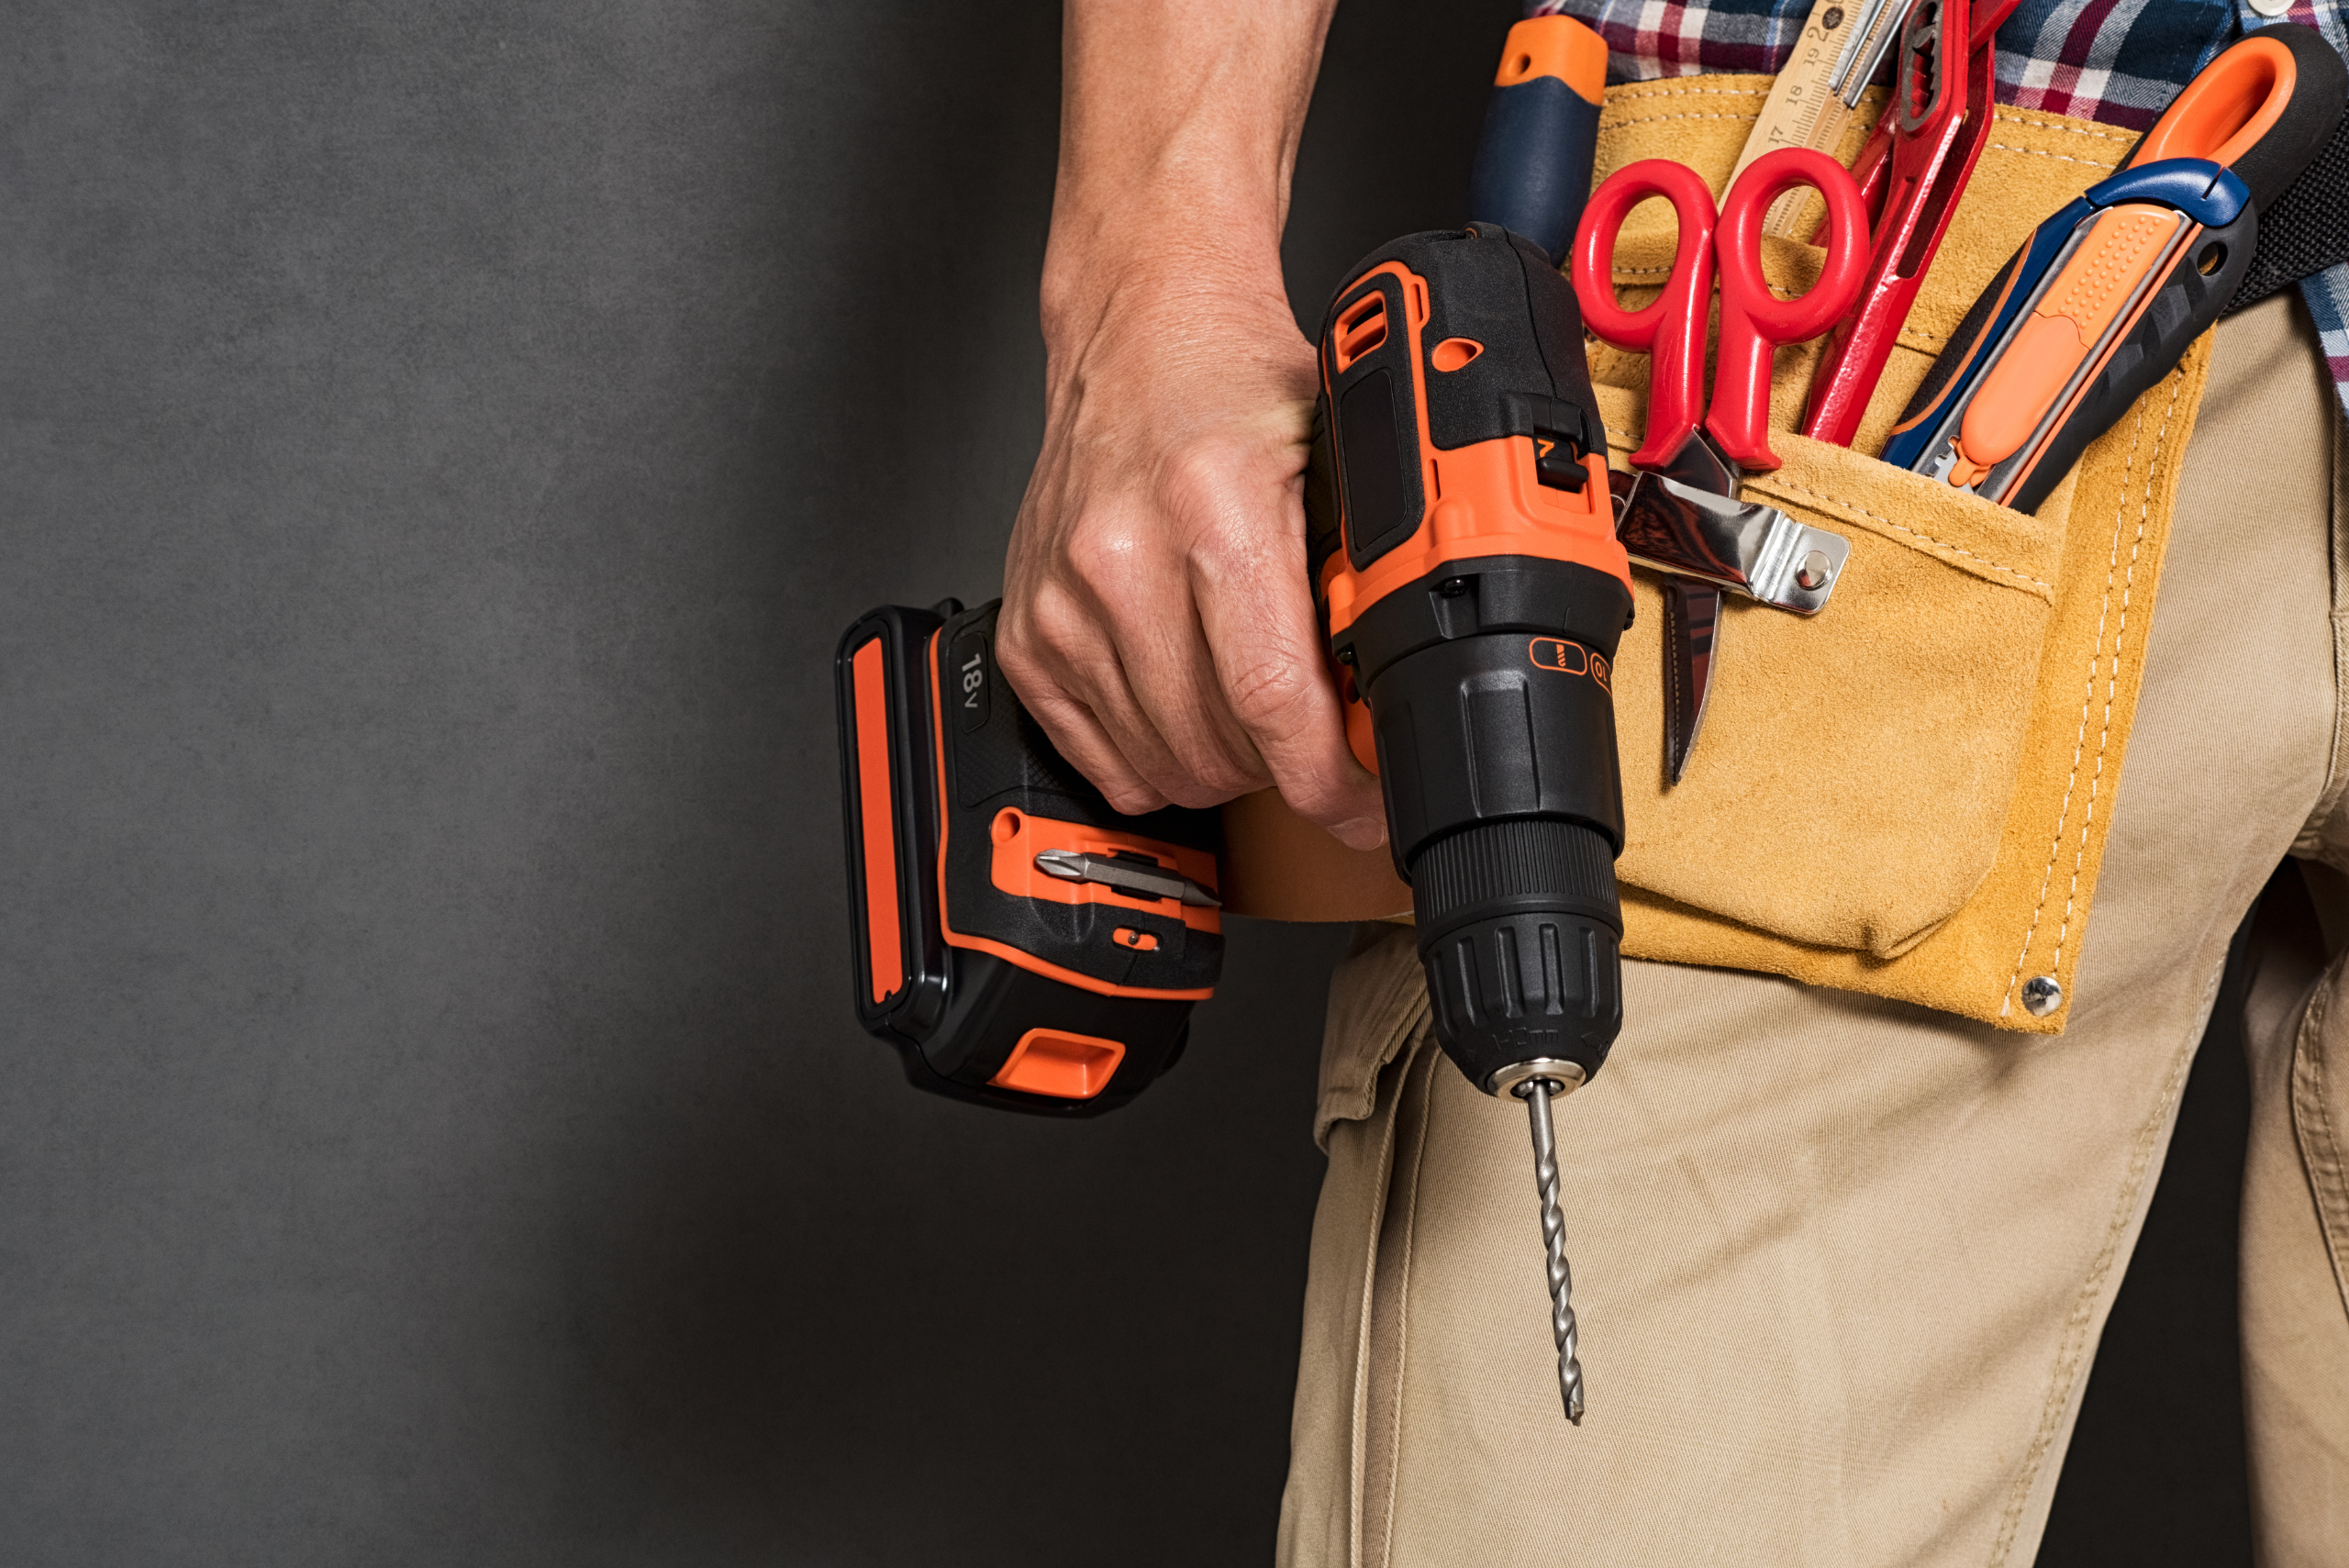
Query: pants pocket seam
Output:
[[2291, 956, 2349, 1321]]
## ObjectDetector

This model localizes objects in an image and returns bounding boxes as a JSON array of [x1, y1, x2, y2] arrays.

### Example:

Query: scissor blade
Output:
[[1664, 581, 1720, 784], [1653, 428, 1740, 495], [1611, 469, 1847, 613]]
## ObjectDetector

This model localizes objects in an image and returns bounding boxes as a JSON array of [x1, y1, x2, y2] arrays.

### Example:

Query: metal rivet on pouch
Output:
[[2021, 974, 2063, 1017], [1794, 550, 1831, 591]]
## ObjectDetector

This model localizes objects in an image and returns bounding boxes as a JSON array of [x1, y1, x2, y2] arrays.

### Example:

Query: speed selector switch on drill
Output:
[[1306, 221, 1633, 1421]]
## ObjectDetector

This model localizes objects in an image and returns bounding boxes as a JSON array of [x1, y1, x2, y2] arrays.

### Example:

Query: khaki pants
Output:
[[1276, 295, 2349, 1567]]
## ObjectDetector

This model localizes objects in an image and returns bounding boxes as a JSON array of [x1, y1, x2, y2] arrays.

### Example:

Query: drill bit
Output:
[[1520, 1075, 1585, 1424]]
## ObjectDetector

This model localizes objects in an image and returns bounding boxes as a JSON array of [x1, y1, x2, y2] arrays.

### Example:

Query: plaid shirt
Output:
[[1528, 0, 2349, 412]]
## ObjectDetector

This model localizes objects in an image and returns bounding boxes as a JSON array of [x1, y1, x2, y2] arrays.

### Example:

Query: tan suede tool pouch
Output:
[[1224, 79, 2215, 1034]]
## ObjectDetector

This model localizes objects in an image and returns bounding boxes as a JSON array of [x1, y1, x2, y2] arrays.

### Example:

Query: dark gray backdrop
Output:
[[0, 2, 1504, 1562], [0, 1, 2247, 1562]]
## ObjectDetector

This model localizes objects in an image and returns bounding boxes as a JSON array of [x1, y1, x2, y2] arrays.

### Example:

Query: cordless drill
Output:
[[1305, 219, 1630, 1423], [834, 12, 1619, 1419]]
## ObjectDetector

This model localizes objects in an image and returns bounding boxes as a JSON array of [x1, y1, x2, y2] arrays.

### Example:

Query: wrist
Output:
[[1039, 216, 1295, 359]]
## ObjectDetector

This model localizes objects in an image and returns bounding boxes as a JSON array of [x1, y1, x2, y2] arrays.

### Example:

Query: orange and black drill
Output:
[[836, 12, 1619, 1416], [1306, 216, 1630, 1423]]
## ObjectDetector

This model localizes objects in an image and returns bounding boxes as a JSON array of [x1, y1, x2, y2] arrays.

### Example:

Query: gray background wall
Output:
[[0, 2, 1506, 1562], [0, 0, 2247, 1562]]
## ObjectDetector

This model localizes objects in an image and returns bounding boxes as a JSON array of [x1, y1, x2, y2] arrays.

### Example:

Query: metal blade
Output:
[[1033, 848, 1220, 907], [1609, 468, 1848, 615], [1664, 581, 1720, 784], [1828, 0, 1899, 99], [1839, 0, 1919, 106], [1653, 426, 1742, 495]]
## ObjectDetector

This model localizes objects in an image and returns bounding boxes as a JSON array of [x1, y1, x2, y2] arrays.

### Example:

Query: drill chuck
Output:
[[1411, 817, 1622, 1093], [1341, 559, 1631, 1093]]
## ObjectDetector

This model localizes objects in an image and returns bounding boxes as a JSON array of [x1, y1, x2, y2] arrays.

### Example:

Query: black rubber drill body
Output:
[[1306, 225, 1630, 1093]]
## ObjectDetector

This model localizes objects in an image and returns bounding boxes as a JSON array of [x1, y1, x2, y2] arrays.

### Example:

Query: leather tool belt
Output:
[[1224, 77, 2225, 1035]]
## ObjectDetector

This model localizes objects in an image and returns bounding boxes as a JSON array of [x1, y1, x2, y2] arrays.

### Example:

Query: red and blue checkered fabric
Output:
[[1527, 0, 2349, 407], [1528, 0, 2338, 126]]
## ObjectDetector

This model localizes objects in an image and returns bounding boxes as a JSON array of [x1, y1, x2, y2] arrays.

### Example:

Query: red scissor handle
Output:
[[1574, 151, 1868, 473], [1573, 158, 1716, 469], [1711, 147, 1869, 470]]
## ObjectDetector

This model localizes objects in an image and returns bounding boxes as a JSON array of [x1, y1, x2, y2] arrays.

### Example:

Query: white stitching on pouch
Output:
[[1986, 142, 2121, 169], [1598, 112, 1763, 130], [1753, 478, 2056, 593], [1606, 85, 1771, 99], [1988, 108, 2136, 140], [2001, 371, 2185, 1015]]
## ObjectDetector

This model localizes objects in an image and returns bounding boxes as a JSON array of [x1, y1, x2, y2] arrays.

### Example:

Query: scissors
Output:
[[1572, 146, 1868, 782]]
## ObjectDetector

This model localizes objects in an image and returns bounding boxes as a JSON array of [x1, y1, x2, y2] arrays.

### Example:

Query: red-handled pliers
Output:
[[1801, 0, 2024, 444]]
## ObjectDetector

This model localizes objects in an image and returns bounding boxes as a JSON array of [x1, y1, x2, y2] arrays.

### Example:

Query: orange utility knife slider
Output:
[[1882, 26, 2347, 508]]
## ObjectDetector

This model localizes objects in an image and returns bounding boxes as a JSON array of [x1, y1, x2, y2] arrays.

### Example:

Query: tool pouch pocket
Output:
[[1584, 79, 2216, 1029], [1596, 394, 2069, 958]]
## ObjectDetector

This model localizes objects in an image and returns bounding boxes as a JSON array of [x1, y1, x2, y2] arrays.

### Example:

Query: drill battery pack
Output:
[[833, 598, 1224, 1116]]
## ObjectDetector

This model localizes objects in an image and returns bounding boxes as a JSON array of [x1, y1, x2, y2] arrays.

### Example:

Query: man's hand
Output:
[[995, 0, 1386, 851], [1000, 263, 1386, 847]]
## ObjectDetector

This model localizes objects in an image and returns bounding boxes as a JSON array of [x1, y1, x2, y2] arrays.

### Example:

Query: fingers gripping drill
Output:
[[1306, 224, 1631, 1424]]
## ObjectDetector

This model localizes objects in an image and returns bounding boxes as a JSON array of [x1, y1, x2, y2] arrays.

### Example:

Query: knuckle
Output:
[[993, 630, 1062, 710], [1164, 454, 1267, 554], [1063, 516, 1151, 596], [1157, 441, 1231, 514], [1011, 587, 1089, 670], [1208, 753, 1268, 795], [1160, 723, 1270, 806], [1223, 651, 1317, 728], [993, 606, 1041, 675], [1178, 759, 1262, 806], [1104, 781, 1170, 815], [1157, 775, 1235, 811]]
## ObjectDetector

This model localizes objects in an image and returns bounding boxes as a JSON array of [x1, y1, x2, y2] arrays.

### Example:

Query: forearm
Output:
[[1044, 0, 1339, 343], [999, 0, 1384, 847]]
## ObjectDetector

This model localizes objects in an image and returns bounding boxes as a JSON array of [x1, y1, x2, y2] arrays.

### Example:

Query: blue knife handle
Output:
[[1880, 160, 2249, 489]]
